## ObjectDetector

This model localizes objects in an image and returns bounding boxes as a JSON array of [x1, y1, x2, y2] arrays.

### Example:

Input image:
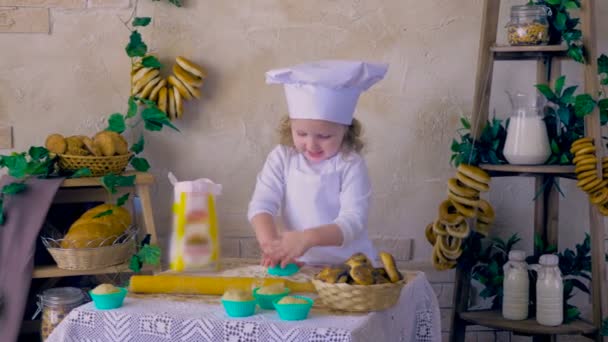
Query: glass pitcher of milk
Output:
[[503, 91, 551, 165], [502, 250, 529, 320]]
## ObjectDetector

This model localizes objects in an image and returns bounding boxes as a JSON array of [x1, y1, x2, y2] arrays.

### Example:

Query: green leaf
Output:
[[557, 106, 571, 126], [574, 94, 596, 117], [565, 0, 579, 8], [536, 84, 557, 102], [568, 45, 585, 64], [129, 255, 142, 273], [131, 135, 144, 154], [598, 54, 608, 75], [116, 193, 130, 207], [561, 85, 577, 104], [554, 75, 566, 96], [555, 12, 567, 31], [534, 234, 545, 253], [460, 117, 471, 130], [168, 0, 182, 6], [70, 168, 92, 178], [142, 55, 162, 68], [2, 182, 26, 195], [137, 244, 161, 265], [107, 113, 126, 133], [28, 146, 48, 161], [125, 31, 147, 58], [560, 153, 570, 164], [93, 209, 113, 218], [132, 17, 151, 27], [550, 139, 560, 153], [141, 106, 179, 132], [127, 96, 138, 119], [0, 204, 5, 225], [545, 0, 561, 4], [101, 174, 136, 194], [131, 157, 150, 172]]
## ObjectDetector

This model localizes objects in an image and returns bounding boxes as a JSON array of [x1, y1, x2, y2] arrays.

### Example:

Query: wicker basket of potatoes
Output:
[[311, 251, 406, 312], [45, 131, 132, 176]]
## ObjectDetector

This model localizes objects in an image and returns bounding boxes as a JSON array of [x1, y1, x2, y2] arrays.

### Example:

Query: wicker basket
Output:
[[56, 153, 132, 177], [43, 230, 136, 270], [312, 279, 406, 312]]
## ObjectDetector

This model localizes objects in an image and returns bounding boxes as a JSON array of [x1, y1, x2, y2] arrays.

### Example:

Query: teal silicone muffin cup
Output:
[[89, 287, 128, 310], [268, 263, 300, 276], [253, 287, 290, 310], [221, 299, 257, 318], [273, 296, 314, 321]]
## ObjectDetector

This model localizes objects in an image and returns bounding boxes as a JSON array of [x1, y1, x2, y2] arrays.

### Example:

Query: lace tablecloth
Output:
[[47, 271, 440, 342]]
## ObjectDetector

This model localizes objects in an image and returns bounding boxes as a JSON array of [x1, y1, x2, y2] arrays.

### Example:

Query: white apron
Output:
[[282, 163, 377, 265]]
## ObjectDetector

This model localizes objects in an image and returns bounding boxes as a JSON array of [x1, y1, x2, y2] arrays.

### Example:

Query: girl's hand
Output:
[[267, 231, 311, 268]]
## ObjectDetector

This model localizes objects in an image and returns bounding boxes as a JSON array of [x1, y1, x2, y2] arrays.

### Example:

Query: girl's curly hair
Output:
[[277, 116, 364, 153]]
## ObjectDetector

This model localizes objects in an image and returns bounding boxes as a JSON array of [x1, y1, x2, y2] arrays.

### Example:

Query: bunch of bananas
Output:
[[315, 252, 402, 285], [426, 164, 495, 270], [131, 56, 206, 120], [45, 131, 128, 157], [571, 137, 608, 215]]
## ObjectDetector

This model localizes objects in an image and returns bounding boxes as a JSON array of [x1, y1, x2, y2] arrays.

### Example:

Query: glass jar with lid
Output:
[[39, 287, 85, 341], [506, 5, 550, 46]]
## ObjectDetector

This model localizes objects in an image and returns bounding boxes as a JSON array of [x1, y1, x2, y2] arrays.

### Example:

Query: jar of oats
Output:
[[506, 5, 550, 46], [39, 287, 85, 341]]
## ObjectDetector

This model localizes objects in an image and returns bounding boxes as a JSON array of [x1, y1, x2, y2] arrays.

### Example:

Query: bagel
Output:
[[437, 235, 462, 260], [432, 219, 448, 236], [456, 171, 490, 192], [457, 164, 490, 184], [425, 223, 436, 245], [446, 220, 470, 239], [82, 137, 102, 156], [172, 72, 201, 99], [93, 132, 116, 156], [131, 67, 153, 84], [45, 134, 67, 154], [448, 190, 480, 207], [572, 137, 593, 147], [586, 180, 608, 194], [598, 203, 608, 216], [574, 146, 596, 156], [448, 178, 479, 198], [577, 175, 600, 189], [476, 222, 491, 236], [157, 87, 168, 113], [574, 157, 597, 166], [438, 200, 464, 226], [168, 87, 177, 120], [573, 153, 597, 165], [173, 84, 183, 119], [379, 251, 402, 282], [173, 63, 203, 87], [582, 178, 604, 193], [451, 199, 477, 218], [477, 199, 495, 224], [575, 163, 596, 174], [167, 75, 193, 101], [176, 56, 207, 79], [148, 78, 167, 102], [577, 170, 598, 180], [432, 243, 456, 270], [138, 76, 162, 99], [591, 187, 608, 205], [132, 69, 160, 95], [570, 143, 594, 155]]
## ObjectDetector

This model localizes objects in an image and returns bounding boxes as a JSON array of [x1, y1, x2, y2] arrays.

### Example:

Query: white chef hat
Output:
[[266, 60, 389, 125]]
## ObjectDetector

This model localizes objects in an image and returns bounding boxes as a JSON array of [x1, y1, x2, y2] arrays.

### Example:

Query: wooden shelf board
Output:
[[480, 164, 576, 178], [460, 310, 596, 335], [491, 44, 568, 60], [60, 171, 154, 188], [32, 262, 159, 278]]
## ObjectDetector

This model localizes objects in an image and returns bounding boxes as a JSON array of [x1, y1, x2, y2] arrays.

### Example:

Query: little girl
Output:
[[248, 60, 388, 267]]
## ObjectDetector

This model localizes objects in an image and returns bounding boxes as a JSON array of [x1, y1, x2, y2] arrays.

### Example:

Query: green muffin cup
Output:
[[221, 299, 257, 318], [273, 296, 314, 321], [253, 287, 290, 310], [267, 263, 300, 276], [89, 287, 128, 310]]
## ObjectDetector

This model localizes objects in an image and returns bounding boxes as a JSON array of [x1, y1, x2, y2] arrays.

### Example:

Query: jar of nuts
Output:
[[506, 5, 550, 46], [39, 287, 85, 341]]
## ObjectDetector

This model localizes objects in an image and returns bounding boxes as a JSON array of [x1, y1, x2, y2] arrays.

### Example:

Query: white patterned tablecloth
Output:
[[47, 272, 440, 342]]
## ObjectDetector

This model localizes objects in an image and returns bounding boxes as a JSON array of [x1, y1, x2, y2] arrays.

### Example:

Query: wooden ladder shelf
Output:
[[449, 1, 606, 341]]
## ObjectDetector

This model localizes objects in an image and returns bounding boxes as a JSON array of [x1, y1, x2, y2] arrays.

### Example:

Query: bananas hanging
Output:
[[131, 56, 207, 121], [426, 164, 495, 270]]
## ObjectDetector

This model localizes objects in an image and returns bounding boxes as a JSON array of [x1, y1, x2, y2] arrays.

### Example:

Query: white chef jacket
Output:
[[248, 145, 377, 265]]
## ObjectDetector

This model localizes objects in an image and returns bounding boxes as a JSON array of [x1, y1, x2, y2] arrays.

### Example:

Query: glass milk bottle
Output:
[[534, 254, 563, 326], [502, 250, 529, 320], [503, 92, 551, 165]]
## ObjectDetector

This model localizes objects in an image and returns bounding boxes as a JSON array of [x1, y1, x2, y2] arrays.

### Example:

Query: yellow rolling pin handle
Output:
[[207, 194, 219, 262], [129, 275, 316, 295], [170, 192, 187, 271]]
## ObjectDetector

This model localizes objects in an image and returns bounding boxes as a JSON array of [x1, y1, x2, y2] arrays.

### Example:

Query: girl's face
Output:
[[290, 119, 347, 163]]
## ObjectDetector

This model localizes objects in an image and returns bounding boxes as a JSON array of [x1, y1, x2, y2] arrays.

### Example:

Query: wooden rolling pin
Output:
[[129, 275, 316, 295]]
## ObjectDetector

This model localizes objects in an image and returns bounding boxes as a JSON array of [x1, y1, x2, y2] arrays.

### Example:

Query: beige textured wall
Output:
[[0, 0, 607, 265]]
